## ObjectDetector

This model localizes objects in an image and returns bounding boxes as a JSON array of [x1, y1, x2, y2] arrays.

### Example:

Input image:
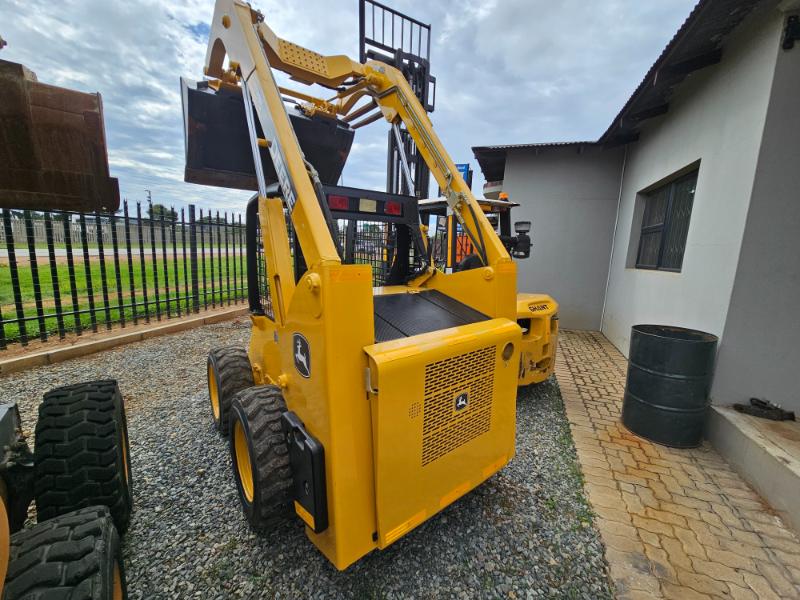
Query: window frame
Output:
[[635, 170, 697, 273]]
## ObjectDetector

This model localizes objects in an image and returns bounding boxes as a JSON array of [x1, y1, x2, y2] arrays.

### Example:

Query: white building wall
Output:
[[601, 7, 782, 355], [503, 146, 624, 330], [711, 9, 800, 412]]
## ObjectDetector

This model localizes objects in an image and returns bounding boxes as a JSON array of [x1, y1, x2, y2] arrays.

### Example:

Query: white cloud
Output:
[[440, 0, 498, 43]]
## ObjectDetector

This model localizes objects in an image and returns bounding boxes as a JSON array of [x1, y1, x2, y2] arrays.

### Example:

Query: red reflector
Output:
[[385, 201, 402, 216], [328, 195, 349, 210]]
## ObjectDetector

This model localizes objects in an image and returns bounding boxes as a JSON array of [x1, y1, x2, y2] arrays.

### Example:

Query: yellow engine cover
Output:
[[364, 318, 521, 548]]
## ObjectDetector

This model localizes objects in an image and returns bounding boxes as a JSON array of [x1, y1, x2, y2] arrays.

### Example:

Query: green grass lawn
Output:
[[0, 254, 246, 343]]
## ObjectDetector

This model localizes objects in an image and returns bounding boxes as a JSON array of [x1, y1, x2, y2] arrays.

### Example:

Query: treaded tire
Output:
[[208, 347, 254, 435], [229, 386, 293, 530], [3, 505, 127, 600], [34, 380, 133, 534]]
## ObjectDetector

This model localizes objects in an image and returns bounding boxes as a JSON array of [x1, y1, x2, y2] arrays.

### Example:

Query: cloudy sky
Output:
[[0, 0, 696, 214]]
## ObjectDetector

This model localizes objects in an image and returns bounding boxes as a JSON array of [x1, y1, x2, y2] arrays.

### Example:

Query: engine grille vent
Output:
[[422, 346, 495, 466]]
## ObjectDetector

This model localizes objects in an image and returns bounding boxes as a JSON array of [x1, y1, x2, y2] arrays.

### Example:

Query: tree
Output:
[[148, 203, 177, 222], [197, 215, 227, 224]]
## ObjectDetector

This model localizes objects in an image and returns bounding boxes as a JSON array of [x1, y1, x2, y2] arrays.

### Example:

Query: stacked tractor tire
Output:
[[1, 380, 133, 600]]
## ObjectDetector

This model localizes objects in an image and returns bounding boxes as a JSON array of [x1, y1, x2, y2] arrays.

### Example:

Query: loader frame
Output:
[[203, 0, 521, 570]]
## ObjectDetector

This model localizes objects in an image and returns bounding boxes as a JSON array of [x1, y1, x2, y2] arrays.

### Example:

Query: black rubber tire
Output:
[[34, 380, 133, 534], [229, 386, 293, 530], [3, 505, 127, 600], [208, 347, 254, 435]]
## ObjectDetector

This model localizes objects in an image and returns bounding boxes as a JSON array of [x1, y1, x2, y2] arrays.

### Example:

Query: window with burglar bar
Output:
[[636, 170, 697, 272]]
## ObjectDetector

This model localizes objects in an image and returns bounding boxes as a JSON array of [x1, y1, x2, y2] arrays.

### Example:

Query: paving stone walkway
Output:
[[555, 330, 800, 600]]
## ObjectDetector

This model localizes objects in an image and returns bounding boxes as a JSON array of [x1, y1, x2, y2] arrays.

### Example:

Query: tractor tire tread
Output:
[[232, 385, 293, 530], [34, 380, 133, 534], [208, 347, 254, 435], [4, 506, 126, 600]]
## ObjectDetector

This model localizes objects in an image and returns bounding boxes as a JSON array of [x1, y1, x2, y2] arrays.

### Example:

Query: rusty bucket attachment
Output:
[[181, 78, 354, 191], [0, 59, 120, 213]]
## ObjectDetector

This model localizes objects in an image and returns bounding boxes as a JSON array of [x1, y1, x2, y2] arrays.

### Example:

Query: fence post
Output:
[[238, 214, 244, 302], [160, 212, 171, 318], [181, 207, 189, 314], [63, 214, 82, 336], [94, 213, 112, 330], [171, 208, 181, 317], [208, 209, 216, 308], [24, 210, 47, 341], [79, 214, 98, 333], [216, 211, 223, 307], [44, 213, 66, 339], [0, 301, 5, 350], [189, 205, 200, 313], [199, 208, 208, 310], [123, 200, 139, 325], [2, 209, 27, 346], [109, 211, 125, 328], [148, 201, 161, 321], [230, 212, 237, 305], [136, 202, 150, 323], [224, 212, 231, 307]]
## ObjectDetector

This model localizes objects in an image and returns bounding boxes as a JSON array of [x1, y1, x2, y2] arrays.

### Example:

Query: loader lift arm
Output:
[[203, 0, 511, 324]]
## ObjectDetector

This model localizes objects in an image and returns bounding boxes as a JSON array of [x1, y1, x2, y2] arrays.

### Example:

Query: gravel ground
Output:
[[0, 319, 613, 599]]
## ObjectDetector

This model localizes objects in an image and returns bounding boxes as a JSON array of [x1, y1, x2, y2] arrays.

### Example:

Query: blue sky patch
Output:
[[187, 22, 211, 41]]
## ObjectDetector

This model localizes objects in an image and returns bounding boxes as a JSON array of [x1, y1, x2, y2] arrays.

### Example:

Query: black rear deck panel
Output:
[[373, 290, 489, 343]]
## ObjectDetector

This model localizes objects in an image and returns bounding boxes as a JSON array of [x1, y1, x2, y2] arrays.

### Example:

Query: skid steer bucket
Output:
[[181, 78, 354, 190], [0, 59, 119, 213]]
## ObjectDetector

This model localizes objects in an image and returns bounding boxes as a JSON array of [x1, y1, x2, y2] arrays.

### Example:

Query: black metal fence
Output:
[[0, 200, 246, 349]]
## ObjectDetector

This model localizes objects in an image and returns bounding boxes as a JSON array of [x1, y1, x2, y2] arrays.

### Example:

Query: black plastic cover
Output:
[[281, 411, 328, 533]]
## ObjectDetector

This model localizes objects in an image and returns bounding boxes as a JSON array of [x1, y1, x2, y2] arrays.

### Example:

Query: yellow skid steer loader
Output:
[[192, 0, 528, 570]]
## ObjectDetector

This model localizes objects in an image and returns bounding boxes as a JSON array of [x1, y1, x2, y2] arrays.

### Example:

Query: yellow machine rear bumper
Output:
[[516, 293, 559, 386]]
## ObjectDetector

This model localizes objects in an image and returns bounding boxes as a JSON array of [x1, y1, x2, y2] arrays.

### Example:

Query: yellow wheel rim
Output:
[[234, 420, 254, 503], [208, 364, 220, 420], [122, 428, 130, 483], [112, 561, 123, 600]]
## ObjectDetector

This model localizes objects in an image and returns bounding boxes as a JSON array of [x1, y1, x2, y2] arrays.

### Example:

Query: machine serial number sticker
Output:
[[454, 392, 469, 411], [293, 333, 311, 378]]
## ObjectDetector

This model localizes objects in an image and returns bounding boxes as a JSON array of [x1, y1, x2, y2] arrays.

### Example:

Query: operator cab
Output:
[[419, 196, 533, 273], [245, 185, 492, 344]]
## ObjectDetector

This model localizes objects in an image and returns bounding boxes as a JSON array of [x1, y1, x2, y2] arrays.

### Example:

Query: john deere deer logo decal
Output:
[[293, 333, 311, 378], [454, 392, 469, 411]]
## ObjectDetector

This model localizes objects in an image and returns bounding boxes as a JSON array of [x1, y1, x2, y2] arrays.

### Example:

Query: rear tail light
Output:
[[328, 195, 349, 210], [385, 200, 402, 215]]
